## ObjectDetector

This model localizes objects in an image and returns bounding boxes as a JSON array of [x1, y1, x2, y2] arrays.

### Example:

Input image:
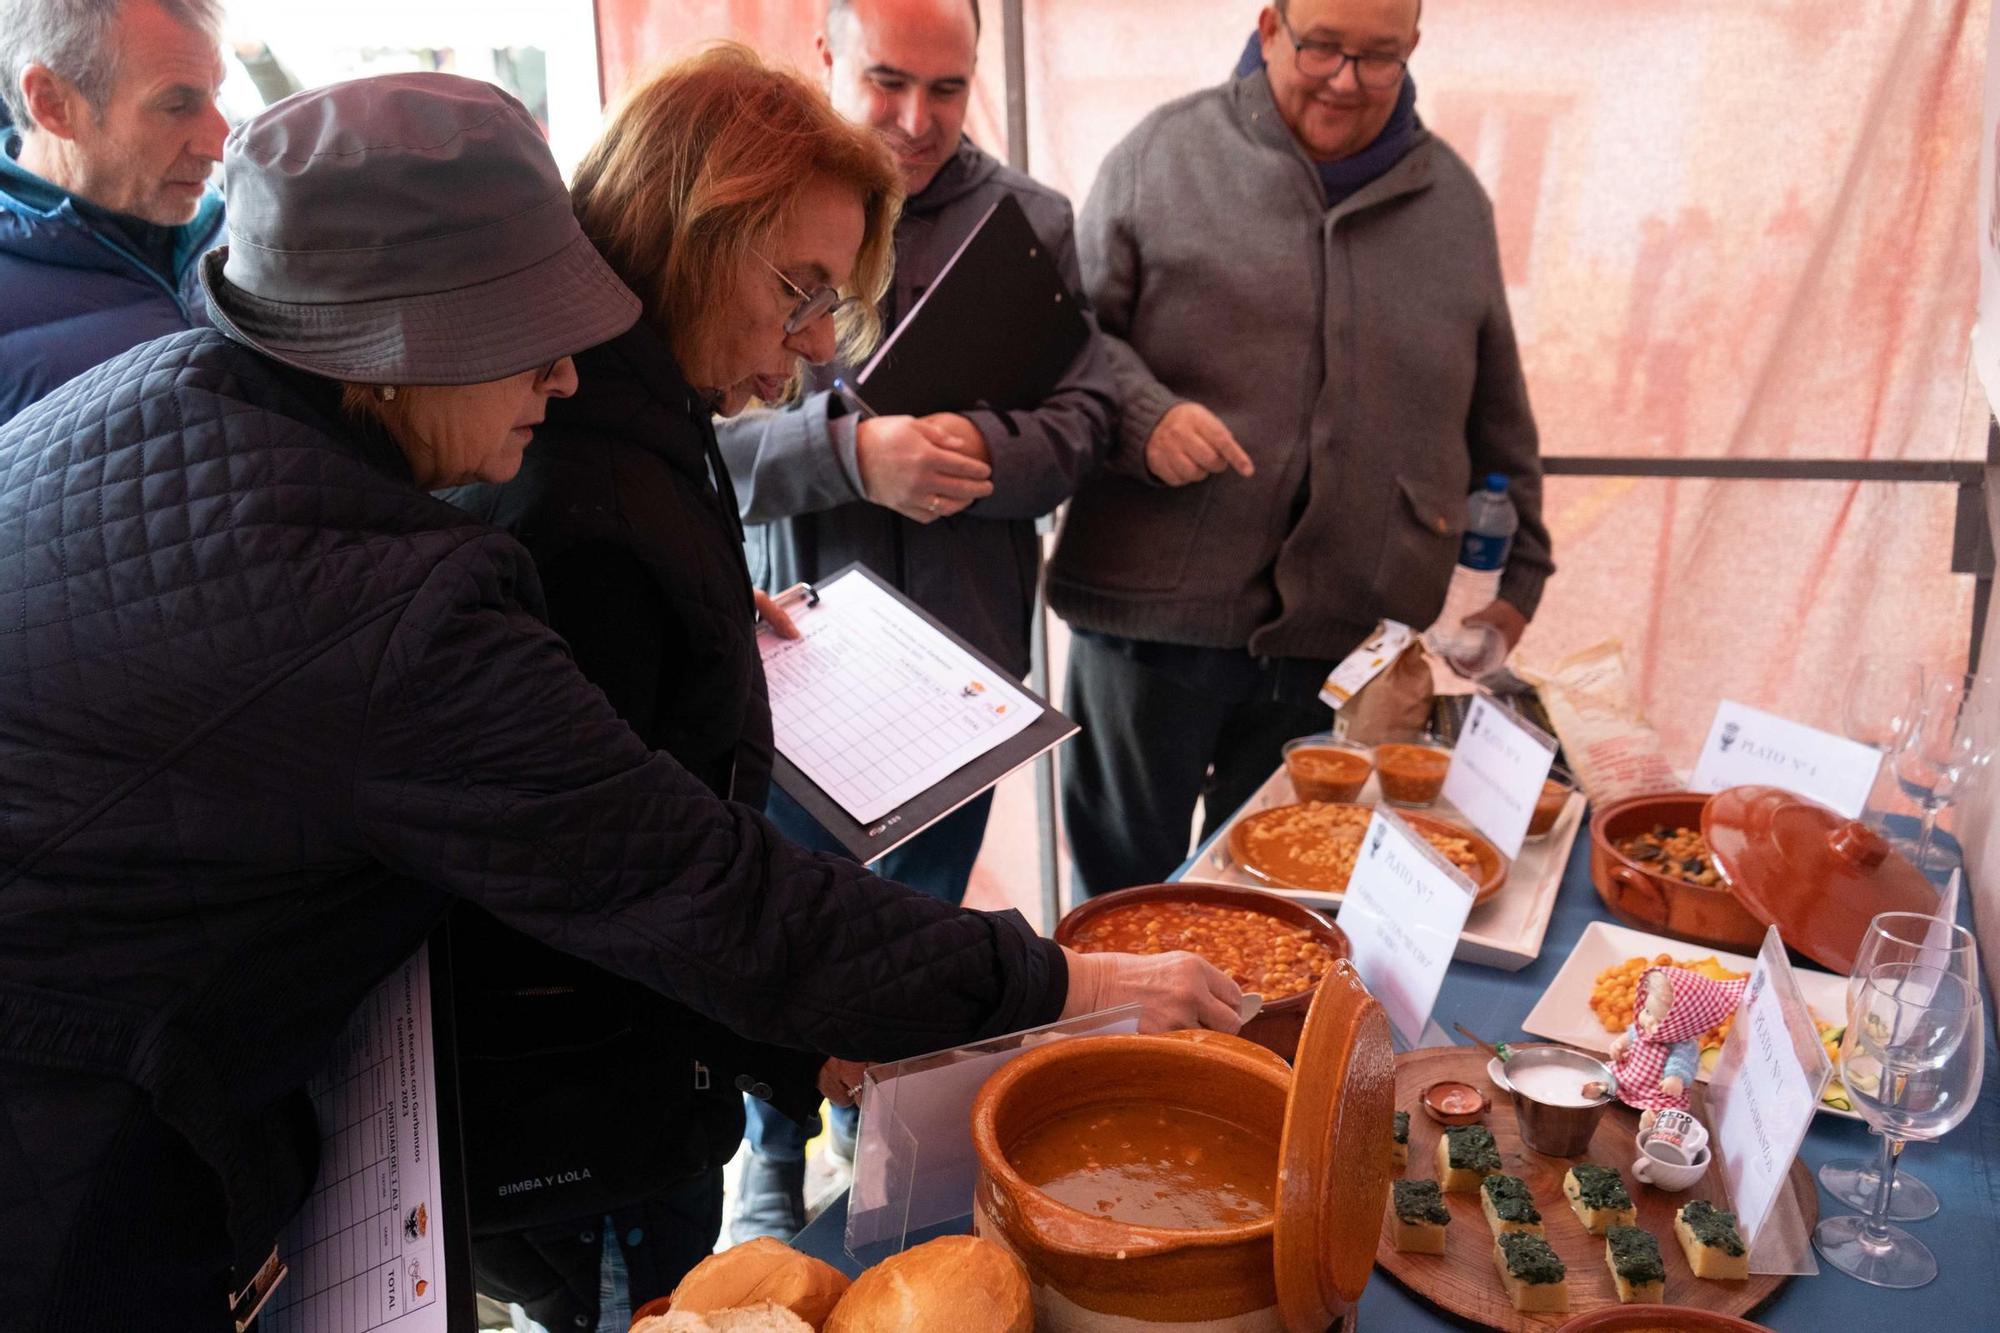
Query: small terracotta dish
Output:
[[1374, 740, 1453, 808], [1282, 734, 1375, 803], [1420, 1079, 1490, 1126], [1524, 772, 1577, 840]]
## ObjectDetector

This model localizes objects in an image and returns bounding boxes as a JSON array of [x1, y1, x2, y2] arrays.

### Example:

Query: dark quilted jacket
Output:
[[448, 320, 774, 808], [440, 323, 811, 1275], [0, 329, 1065, 1326]]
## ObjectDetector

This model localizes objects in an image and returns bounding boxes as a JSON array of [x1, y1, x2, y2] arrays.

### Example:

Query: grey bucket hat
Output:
[[201, 72, 639, 385]]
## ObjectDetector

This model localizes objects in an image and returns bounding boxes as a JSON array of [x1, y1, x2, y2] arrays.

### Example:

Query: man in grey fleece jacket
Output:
[[1047, 0, 1554, 895], [718, 0, 1114, 1244]]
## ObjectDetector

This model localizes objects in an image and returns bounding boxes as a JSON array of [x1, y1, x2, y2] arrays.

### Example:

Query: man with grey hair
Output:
[[0, 0, 228, 425]]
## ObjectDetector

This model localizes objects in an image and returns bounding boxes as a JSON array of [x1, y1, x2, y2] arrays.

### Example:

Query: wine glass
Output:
[[1842, 656, 1925, 750], [1893, 676, 1993, 875], [1818, 912, 1978, 1219], [1812, 962, 1985, 1287]]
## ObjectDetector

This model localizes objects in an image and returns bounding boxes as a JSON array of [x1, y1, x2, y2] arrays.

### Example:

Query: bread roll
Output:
[[665, 1238, 851, 1328], [631, 1301, 812, 1333], [824, 1235, 1032, 1333]]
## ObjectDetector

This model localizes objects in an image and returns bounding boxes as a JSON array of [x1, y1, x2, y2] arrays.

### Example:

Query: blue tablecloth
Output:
[[795, 827, 2000, 1327]]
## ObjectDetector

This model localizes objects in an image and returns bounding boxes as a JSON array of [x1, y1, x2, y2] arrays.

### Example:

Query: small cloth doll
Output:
[[1587, 965, 1747, 1130]]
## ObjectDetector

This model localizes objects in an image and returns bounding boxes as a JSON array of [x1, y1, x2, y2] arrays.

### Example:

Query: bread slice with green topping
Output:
[[1603, 1225, 1665, 1303], [1389, 1178, 1449, 1254], [1492, 1231, 1568, 1313], [1479, 1173, 1543, 1237], [1563, 1163, 1636, 1234], [1436, 1124, 1501, 1191], [1391, 1110, 1409, 1168], [1674, 1200, 1749, 1280]]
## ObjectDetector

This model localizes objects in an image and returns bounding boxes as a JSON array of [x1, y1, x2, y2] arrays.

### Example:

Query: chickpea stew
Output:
[[1068, 900, 1338, 1000]]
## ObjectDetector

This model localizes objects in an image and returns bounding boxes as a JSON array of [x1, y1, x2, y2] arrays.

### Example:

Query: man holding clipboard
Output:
[[717, 0, 1113, 1240], [718, 0, 1111, 901]]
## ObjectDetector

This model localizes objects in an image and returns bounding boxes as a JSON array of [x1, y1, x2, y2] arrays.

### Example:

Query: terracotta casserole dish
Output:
[[1588, 791, 1765, 953], [1055, 882, 1349, 1062]]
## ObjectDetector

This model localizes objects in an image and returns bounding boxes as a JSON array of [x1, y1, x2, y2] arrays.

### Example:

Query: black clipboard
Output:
[[759, 562, 1076, 864], [843, 193, 1089, 418]]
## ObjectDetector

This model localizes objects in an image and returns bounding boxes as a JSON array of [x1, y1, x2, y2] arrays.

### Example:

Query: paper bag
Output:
[[1340, 640, 1435, 744]]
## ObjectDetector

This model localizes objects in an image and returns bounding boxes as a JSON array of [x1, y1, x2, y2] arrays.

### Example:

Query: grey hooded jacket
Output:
[[716, 138, 1116, 678]]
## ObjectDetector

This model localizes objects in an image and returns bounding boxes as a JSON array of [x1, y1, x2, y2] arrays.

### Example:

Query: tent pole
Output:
[[999, 0, 1063, 933], [1003, 0, 1029, 173]]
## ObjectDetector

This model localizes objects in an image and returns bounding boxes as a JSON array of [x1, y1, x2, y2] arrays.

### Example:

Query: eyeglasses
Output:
[[757, 252, 860, 335], [533, 358, 563, 385], [1277, 12, 1409, 90]]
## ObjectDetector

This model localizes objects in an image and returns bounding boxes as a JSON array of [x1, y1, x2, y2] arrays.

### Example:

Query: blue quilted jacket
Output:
[[0, 329, 1065, 1327], [0, 137, 224, 427]]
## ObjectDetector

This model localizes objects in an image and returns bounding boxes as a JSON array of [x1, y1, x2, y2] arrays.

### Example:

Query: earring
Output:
[[374, 385, 398, 402]]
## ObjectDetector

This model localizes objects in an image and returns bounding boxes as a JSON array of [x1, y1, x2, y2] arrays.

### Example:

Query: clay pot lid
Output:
[[1702, 784, 1937, 973], [1272, 958, 1394, 1331]]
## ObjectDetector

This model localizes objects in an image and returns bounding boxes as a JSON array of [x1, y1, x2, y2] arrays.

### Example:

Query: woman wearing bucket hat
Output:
[[440, 47, 908, 1325], [0, 71, 1241, 1329]]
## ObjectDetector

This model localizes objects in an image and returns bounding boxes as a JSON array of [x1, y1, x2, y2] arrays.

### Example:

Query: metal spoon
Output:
[[1454, 1022, 1513, 1062]]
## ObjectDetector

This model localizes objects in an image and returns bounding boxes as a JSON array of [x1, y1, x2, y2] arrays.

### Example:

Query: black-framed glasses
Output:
[[758, 252, 860, 335], [1277, 12, 1409, 90]]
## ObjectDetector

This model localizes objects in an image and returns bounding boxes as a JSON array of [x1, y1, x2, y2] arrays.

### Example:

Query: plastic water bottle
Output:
[[1425, 473, 1517, 677]]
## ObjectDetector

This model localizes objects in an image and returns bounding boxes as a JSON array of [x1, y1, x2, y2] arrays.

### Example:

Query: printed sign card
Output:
[[1336, 808, 1481, 1047], [1704, 927, 1833, 1275], [1689, 700, 1882, 817], [1441, 693, 1559, 858]]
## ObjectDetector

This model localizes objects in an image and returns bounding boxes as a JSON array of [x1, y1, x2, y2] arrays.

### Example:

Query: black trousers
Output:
[[1061, 630, 1336, 897], [0, 1069, 237, 1332]]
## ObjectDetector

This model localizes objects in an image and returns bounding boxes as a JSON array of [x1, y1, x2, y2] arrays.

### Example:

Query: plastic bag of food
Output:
[[1518, 641, 1681, 803]]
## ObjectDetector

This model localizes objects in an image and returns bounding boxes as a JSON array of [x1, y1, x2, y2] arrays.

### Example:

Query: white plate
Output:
[[1520, 919, 1858, 1118]]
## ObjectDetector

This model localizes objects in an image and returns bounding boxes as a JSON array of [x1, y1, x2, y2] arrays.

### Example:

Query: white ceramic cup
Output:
[[1633, 1132, 1711, 1191]]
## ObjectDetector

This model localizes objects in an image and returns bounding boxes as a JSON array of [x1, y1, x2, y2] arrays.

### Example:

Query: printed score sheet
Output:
[[261, 946, 449, 1333], [759, 572, 1041, 824]]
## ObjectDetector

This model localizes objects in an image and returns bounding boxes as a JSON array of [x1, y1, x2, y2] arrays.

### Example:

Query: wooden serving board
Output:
[[1374, 1046, 1810, 1330]]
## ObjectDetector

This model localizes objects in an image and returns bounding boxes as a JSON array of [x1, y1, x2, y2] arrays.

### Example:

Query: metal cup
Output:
[[1505, 1046, 1619, 1157]]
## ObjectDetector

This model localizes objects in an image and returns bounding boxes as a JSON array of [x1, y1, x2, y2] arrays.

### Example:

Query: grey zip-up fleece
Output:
[[717, 138, 1116, 678], [1046, 72, 1552, 661]]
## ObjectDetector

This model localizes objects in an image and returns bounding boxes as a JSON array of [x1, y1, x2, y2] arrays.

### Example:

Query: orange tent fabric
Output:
[[593, 0, 1986, 765]]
